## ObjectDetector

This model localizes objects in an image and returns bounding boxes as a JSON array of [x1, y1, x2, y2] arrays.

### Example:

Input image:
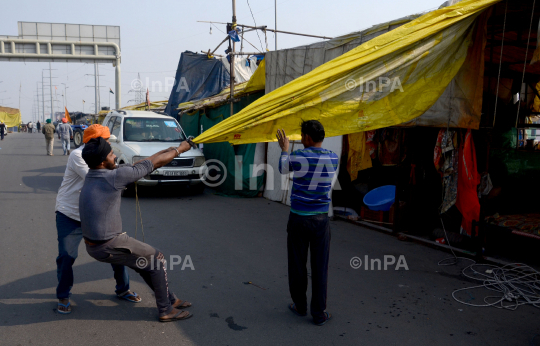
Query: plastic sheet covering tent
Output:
[[401, 4, 487, 128], [264, 14, 422, 93], [175, 59, 266, 116], [177, 82, 249, 118], [164, 52, 231, 116], [194, 0, 500, 146], [182, 92, 266, 197], [264, 1, 486, 129], [0, 107, 21, 127], [244, 59, 265, 94], [176, 61, 267, 197], [221, 56, 258, 83], [261, 15, 419, 206]]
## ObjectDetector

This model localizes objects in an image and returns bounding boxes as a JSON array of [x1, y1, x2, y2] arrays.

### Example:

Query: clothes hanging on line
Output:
[[434, 129, 459, 214], [347, 132, 372, 181], [378, 129, 403, 166], [455, 129, 481, 236]]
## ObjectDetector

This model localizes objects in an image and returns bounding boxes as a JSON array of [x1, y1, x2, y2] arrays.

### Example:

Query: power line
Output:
[[127, 73, 145, 105], [247, 0, 265, 51]]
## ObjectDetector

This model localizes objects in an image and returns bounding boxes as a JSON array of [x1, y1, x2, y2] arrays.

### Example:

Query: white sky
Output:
[[0, 0, 442, 122]]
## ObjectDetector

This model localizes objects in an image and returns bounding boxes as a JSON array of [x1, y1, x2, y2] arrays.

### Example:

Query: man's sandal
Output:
[[314, 312, 332, 326], [289, 303, 307, 317], [117, 291, 142, 303], [57, 301, 72, 314], [159, 310, 193, 323], [173, 299, 192, 309]]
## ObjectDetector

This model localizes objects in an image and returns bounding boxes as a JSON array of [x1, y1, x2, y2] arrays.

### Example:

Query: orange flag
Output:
[[64, 107, 72, 123]]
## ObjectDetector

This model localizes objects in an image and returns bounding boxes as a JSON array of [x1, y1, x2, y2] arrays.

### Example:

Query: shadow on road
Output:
[[23, 166, 67, 174], [21, 175, 63, 193], [0, 261, 158, 326], [122, 185, 209, 199]]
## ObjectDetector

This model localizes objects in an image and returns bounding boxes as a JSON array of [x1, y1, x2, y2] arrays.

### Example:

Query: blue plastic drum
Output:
[[363, 185, 396, 211]]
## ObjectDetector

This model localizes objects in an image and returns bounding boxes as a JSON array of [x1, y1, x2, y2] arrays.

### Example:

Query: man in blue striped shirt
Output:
[[277, 120, 339, 326]]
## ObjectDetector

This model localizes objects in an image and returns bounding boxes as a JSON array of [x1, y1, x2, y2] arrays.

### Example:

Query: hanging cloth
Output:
[[435, 129, 459, 213], [347, 132, 372, 181], [366, 130, 378, 159], [455, 129, 481, 236], [378, 128, 401, 166]]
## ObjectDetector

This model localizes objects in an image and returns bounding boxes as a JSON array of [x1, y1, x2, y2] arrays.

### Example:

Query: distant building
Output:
[[54, 111, 64, 121]]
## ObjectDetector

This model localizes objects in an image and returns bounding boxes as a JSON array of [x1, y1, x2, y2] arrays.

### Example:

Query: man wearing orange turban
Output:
[[83, 123, 111, 144], [54, 124, 138, 314]]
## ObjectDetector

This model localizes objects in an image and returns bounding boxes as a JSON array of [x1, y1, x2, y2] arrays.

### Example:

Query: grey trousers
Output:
[[46, 138, 54, 155], [85, 233, 177, 317]]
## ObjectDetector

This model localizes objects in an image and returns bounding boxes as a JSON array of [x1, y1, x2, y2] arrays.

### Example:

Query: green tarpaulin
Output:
[[179, 91, 265, 197]]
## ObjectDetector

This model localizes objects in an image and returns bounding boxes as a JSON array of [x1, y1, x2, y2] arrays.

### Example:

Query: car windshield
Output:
[[123, 117, 186, 142]]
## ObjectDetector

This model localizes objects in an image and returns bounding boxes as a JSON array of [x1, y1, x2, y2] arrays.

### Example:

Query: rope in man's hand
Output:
[[187, 136, 197, 149]]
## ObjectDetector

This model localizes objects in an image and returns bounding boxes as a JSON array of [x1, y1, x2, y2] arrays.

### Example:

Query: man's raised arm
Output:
[[139, 141, 192, 169]]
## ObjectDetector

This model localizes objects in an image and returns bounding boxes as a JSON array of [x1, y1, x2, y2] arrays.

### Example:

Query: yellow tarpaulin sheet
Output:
[[0, 107, 22, 127], [347, 132, 372, 181], [243, 59, 265, 94], [195, 0, 500, 145]]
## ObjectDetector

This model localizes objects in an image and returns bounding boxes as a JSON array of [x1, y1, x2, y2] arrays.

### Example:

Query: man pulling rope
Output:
[[79, 136, 194, 322]]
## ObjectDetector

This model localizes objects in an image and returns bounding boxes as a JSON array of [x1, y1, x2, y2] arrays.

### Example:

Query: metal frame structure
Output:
[[0, 39, 121, 111], [0, 22, 122, 115]]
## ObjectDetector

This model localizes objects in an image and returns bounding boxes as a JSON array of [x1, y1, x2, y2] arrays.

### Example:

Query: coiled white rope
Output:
[[438, 219, 540, 310], [452, 263, 540, 310]]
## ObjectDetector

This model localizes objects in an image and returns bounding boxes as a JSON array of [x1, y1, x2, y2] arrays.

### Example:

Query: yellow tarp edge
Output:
[[243, 59, 265, 94], [194, 0, 500, 145]]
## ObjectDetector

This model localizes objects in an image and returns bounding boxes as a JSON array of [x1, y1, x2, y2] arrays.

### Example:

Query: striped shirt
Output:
[[279, 147, 339, 215]]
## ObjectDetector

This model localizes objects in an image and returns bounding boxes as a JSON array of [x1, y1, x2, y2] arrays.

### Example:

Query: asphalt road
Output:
[[0, 132, 538, 346]]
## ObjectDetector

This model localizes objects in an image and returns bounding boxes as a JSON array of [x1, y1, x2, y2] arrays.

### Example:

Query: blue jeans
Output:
[[56, 211, 130, 299], [61, 137, 70, 154]]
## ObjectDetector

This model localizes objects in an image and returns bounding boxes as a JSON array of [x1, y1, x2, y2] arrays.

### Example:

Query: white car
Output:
[[102, 110, 207, 193]]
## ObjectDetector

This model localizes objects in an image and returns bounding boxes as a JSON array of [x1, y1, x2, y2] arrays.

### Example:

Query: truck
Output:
[[69, 112, 107, 148]]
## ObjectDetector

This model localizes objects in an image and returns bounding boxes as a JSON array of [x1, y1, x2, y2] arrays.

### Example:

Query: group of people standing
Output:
[[52, 119, 337, 326], [22, 121, 40, 133], [40, 118, 73, 156]]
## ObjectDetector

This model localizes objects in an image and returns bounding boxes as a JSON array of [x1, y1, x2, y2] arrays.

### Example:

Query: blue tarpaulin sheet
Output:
[[165, 51, 230, 116]]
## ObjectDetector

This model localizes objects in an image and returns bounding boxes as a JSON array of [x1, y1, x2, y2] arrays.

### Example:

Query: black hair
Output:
[[300, 120, 325, 143], [82, 137, 112, 169]]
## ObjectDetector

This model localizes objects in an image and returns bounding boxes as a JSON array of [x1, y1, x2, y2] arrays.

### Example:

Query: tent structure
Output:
[[0, 107, 21, 127], [164, 52, 230, 116], [194, 0, 501, 145], [190, 0, 512, 213], [175, 60, 267, 197], [164, 51, 260, 116], [262, 12, 425, 206]]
